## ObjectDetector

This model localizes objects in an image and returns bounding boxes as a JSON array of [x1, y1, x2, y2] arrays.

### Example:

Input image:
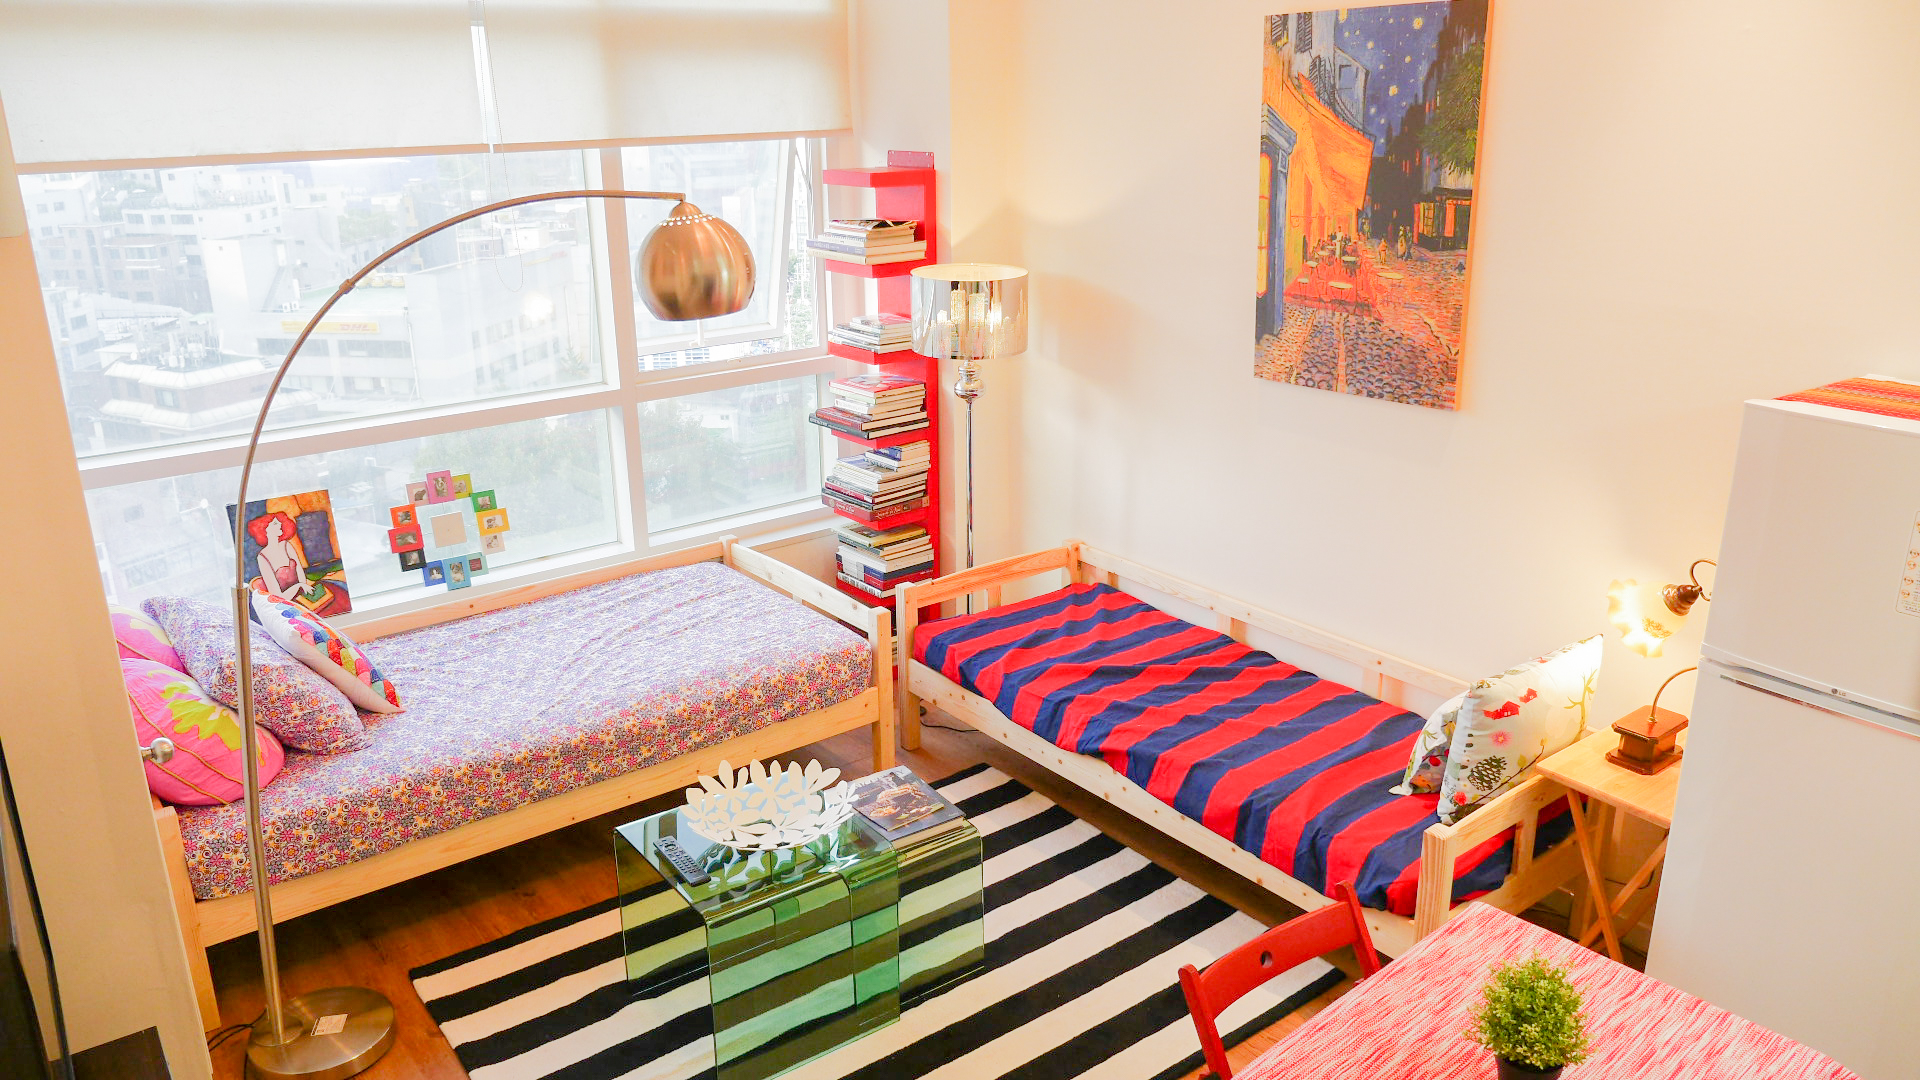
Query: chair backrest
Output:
[[1177, 881, 1380, 1080]]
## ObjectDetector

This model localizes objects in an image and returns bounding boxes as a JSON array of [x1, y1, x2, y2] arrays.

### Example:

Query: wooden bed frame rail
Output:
[[157, 537, 894, 1030], [894, 541, 1580, 957]]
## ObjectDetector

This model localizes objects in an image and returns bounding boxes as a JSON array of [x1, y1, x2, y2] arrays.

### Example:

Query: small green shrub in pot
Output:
[[1466, 953, 1592, 1079]]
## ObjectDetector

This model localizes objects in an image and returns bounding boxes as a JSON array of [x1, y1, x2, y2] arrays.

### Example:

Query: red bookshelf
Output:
[[818, 152, 941, 611]]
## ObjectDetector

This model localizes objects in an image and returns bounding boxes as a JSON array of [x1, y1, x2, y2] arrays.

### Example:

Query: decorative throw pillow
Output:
[[1436, 636, 1602, 825], [144, 596, 368, 754], [1392, 691, 1466, 795], [123, 658, 285, 806], [108, 603, 186, 672], [250, 591, 402, 714]]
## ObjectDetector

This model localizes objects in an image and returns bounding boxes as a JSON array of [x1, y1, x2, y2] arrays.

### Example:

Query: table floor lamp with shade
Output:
[[1605, 559, 1716, 775], [909, 264, 1028, 581], [226, 191, 754, 1080]]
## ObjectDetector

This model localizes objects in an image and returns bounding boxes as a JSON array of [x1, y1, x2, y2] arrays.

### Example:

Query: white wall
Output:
[[0, 98, 212, 1079], [978, 0, 1920, 723]]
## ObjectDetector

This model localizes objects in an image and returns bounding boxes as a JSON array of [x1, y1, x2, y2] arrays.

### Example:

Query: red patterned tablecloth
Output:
[[1237, 903, 1857, 1080]]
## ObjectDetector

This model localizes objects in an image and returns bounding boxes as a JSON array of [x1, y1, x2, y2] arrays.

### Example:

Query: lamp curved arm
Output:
[[226, 186, 683, 1046]]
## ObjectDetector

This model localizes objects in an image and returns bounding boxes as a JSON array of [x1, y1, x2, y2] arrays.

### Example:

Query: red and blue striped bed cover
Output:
[[914, 582, 1568, 915]]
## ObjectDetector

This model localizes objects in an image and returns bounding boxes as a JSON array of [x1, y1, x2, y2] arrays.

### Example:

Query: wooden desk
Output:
[[1533, 729, 1686, 961]]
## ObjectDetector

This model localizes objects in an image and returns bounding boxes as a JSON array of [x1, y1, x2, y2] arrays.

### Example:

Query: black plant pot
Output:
[[1496, 1059, 1564, 1080]]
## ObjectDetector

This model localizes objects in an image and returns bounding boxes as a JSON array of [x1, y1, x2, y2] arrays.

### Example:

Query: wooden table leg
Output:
[[1578, 835, 1668, 951], [1566, 792, 1624, 961]]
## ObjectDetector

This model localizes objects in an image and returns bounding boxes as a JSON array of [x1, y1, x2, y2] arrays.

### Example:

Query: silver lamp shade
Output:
[[910, 263, 1029, 360], [636, 201, 757, 321]]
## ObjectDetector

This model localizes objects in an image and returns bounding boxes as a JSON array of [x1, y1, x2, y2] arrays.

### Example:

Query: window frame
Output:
[[37, 139, 846, 618]]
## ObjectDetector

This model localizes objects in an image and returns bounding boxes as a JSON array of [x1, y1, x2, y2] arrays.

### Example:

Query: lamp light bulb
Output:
[[1607, 578, 1686, 658]]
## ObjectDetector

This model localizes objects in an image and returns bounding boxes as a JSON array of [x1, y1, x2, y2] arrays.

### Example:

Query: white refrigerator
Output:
[[1648, 385, 1920, 1079]]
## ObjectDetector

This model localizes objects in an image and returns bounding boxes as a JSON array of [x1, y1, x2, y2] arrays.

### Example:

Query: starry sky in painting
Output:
[[1331, 2, 1452, 149]]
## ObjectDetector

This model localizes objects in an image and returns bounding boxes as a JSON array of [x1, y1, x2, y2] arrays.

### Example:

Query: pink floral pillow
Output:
[[251, 591, 402, 714], [123, 658, 284, 806], [144, 596, 368, 754], [108, 603, 186, 672]]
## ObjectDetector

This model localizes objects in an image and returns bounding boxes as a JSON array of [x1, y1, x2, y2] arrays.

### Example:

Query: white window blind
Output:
[[0, 0, 851, 167], [482, 0, 851, 149], [0, 1, 487, 165]]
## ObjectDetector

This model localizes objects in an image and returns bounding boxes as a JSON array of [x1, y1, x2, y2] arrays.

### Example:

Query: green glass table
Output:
[[615, 791, 984, 1080]]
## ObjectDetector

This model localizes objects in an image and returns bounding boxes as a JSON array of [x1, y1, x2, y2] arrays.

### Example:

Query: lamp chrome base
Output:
[[246, 986, 396, 1080]]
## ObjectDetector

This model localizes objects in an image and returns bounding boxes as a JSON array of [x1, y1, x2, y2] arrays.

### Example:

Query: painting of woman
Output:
[[248, 511, 309, 603], [230, 490, 353, 617]]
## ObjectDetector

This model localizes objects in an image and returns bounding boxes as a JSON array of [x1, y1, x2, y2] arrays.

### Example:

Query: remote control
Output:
[[653, 836, 710, 886]]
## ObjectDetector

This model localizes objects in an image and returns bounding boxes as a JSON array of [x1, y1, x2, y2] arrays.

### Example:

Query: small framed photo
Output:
[[406, 482, 429, 505], [390, 505, 417, 528], [429, 512, 467, 548], [464, 553, 488, 577], [397, 549, 427, 572], [422, 560, 448, 587], [480, 532, 506, 556], [476, 509, 511, 535], [446, 557, 470, 590], [470, 489, 498, 514], [387, 526, 424, 553], [451, 474, 472, 498], [426, 470, 455, 503]]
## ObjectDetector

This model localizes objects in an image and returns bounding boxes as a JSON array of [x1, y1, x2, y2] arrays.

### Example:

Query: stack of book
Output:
[[806, 219, 927, 266], [835, 519, 934, 598], [828, 313, 914, 354], [808, 374, 928, 440], [822, 438, 930, 527], [846, 766, 966, 843]]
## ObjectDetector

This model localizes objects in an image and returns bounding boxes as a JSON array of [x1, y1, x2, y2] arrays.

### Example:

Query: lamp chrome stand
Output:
[[953, 357, 983, 581], [227, 188, 753, 1078]]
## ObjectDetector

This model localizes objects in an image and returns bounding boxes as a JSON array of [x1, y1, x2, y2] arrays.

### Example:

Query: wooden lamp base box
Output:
[[1608, 705, 1687, 775]]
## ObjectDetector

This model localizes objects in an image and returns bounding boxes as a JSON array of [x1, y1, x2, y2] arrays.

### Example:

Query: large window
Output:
[[26, 139, 835, 609]]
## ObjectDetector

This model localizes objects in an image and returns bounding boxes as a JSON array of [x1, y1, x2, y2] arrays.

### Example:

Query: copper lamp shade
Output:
[[637, 201, 757, 320]]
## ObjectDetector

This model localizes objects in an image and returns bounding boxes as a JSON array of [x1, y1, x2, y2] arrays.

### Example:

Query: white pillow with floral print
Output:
[[1437, 636, 1601, 824], [1391, 691, 1466, 795]]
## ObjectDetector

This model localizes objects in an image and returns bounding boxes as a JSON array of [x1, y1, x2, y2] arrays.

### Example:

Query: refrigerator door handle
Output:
[[1717, 666, 1920, 744]]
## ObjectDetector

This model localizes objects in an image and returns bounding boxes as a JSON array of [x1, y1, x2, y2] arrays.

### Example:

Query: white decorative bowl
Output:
[[681, 759, 854, 852]]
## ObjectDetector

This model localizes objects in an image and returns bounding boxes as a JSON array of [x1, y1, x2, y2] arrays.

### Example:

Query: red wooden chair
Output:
[[1177, 881, 1382, 1080]]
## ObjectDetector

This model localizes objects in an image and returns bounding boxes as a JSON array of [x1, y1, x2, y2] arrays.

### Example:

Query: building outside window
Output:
[[22, 138, 833, 609]]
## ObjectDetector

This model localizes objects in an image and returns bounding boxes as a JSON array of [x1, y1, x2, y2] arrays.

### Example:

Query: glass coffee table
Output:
[[615, 776, 984, 1080]]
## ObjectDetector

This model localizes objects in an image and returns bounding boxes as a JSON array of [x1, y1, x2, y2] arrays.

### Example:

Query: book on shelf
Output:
[[810, 248, 929, 267], [828, 332, 916, 354], [838, 546, 935, 579], [836, 569, 935, 600], [822, 492, 927, 523], [808, 411, 929, 440], [845, 766, 966, 843], [831, 394, 924, 418], [866, 440, 931, 465], [824, 219, 919, 242], [836, 521, 929, 555], [831, 453, 929, 486], [823, 472, 926, 501], [807, 237, 927, 258]]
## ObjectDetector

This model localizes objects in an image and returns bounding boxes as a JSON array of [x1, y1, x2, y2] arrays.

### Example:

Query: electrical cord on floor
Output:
[[207, 1023, 250, 1052]]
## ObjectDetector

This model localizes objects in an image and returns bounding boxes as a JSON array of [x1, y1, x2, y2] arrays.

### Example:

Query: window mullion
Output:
[[601, 147, 655, 554]]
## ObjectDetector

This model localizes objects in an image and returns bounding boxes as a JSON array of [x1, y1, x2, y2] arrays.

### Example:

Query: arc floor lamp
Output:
[[227, 190, 755, 1079]]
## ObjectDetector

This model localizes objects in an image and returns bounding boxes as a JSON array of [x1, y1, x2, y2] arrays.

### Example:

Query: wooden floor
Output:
[[205, 710, 1581, 1078]]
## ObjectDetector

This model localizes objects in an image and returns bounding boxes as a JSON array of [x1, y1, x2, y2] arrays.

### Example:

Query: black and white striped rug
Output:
[[410, 764, 1343, 1080]]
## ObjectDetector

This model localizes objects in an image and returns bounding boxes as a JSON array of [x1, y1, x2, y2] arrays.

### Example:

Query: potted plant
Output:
[[1466, 953, 1593, 1079]]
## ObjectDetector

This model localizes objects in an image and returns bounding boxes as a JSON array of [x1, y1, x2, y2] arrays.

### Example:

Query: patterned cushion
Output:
[[108, 603, 186, 672], [1438, 636, 1601, 824], [145, 596, 368, 754], [1393, 691, 1466, 795], [252, 591, 402, 714], [123, 658, 284, 806]]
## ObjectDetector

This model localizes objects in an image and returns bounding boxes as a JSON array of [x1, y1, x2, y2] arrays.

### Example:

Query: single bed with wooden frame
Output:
[[151, 537, 895, 1030], [893, 542, 1583, 958]]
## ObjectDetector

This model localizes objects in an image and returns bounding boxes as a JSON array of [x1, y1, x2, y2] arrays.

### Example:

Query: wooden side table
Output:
[[1533, 729, 1685, 962]]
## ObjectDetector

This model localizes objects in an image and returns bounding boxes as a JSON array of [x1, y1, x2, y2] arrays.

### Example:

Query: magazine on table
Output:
[[846, 766, 964, 841]]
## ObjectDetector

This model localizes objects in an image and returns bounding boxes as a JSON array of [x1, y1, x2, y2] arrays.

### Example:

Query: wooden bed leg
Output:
[[154, 805, 219, 1030], [1413, 824, 1458, 940], [895, 592, 922, 752], [871, 609, 896, 770]]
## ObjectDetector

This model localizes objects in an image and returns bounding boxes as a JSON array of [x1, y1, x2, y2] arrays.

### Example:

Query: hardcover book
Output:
[[846, 766, 964, 841]]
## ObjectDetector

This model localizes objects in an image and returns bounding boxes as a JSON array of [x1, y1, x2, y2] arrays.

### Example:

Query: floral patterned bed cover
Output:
[[177, 561, 870, 900]]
